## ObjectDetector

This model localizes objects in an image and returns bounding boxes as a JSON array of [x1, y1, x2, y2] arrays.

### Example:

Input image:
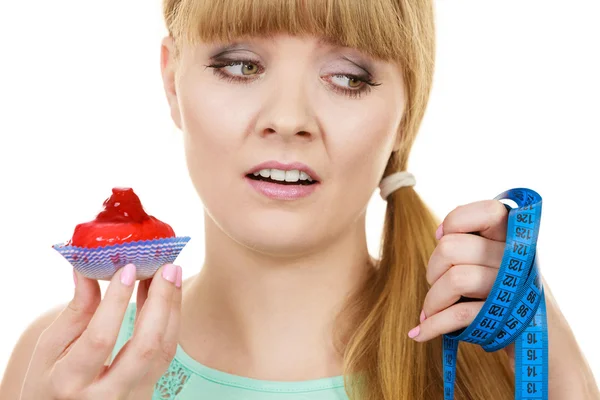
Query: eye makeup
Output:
[[202, 41, 383, 99]]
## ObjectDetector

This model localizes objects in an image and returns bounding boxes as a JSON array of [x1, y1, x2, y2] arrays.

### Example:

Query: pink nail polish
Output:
[[120, 264, 136, 286], [408, 326, 420, 339], [162, 264, 177, 283], [435, 223, 444, 240], [175, 266, 182, 288], [420, 310, 426, 323]]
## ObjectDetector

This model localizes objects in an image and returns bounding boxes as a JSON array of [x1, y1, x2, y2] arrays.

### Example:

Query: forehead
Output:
[[169, 0, 410, 64]]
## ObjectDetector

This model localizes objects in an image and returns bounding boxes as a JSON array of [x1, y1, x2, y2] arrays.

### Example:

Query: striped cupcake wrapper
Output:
[[53, 237, 191, 280]]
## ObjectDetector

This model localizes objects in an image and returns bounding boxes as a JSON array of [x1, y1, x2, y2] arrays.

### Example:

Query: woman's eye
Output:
[[330, 75, 365, 90], [326, 74, 381, 99], [205, 59, 263, 82], [225, 61, 260, 76]]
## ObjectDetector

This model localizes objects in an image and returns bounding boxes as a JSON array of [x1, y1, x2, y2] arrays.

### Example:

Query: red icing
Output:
[[69, 187, 175, 248]]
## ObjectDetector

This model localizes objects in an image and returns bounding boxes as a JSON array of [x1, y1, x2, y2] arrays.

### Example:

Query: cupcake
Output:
[[53, 187, 190, 280]]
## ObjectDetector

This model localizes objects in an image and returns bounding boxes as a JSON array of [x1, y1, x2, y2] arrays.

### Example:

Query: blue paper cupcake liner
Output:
[[53, 237, 191, 280]]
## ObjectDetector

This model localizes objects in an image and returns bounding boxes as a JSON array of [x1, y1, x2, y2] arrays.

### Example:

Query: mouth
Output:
[[246, 170, 317, 185], [245, 161, 320, 186], [244, 162, 320, 200]]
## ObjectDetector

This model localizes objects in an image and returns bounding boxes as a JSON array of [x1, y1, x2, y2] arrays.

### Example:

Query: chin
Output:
[[224, 209, 328, 257]]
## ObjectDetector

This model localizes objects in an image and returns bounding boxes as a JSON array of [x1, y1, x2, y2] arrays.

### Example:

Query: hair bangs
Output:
[[166, 0, 410, 63]]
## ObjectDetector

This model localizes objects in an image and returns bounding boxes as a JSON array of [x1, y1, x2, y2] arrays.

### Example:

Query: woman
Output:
[[1, 0, 598, 399]]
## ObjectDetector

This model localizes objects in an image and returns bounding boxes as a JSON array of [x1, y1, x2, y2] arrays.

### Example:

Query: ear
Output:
[[160, 36, 182, 130]]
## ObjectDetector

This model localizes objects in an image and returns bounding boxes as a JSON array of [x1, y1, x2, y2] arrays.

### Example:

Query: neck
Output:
[[179, 212, 374, 381]]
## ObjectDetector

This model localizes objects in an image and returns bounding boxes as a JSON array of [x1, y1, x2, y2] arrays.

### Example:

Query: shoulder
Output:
[[0, 303, 66, 399]]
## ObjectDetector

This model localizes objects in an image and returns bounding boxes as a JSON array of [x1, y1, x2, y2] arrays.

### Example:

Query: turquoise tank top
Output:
[[111, 303, 350, 399]]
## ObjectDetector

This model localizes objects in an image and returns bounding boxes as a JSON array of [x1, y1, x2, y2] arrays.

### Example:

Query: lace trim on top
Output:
[[152, 358, 192, 400]]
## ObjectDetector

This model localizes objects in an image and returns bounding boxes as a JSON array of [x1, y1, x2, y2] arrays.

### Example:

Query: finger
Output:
[[53, 264, 136, 387], [154, 265, 181, 369], [135, 265, 183, 393], [422, 265, 498, 319], [426, 233, 505, 285], [440, 200, 509, 242], [97, 264, 178, 392], [136, 277, 152, 324], [36, 269, 101, 364], [105, 268, 172, 372], [408, 301, 484, 342]]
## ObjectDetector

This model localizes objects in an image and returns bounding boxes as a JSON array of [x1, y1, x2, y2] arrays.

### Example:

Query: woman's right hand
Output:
[[19, 263, 182, 400]]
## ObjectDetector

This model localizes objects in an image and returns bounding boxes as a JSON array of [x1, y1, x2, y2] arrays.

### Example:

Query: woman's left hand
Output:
[[408, 200, 514, 355], [409, 199, 600, 399]]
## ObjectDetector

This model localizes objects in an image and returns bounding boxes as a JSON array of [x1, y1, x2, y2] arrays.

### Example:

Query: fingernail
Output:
[[435, 223, 444, 240], [408, 325, 420, 339], [120, 264, 136, 286], [175, 266, 182, 288], [162, 264, 177, 283], [73, 269, 78, 287], [420, 310, 426, 323]]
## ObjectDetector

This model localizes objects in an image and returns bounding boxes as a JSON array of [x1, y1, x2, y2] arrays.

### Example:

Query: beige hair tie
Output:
[[379, 171, 416, 200]]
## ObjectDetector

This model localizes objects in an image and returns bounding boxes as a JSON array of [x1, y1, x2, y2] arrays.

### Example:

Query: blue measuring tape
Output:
[[442, 188, 548, 399]]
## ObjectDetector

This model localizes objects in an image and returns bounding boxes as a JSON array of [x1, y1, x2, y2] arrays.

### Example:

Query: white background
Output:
[[1, 0, 598, 385]]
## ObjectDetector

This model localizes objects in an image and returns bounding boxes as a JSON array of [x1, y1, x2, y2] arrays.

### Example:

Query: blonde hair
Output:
[[162, 0, 515, 398]]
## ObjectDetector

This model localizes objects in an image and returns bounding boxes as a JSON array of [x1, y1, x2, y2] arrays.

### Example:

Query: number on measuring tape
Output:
[[441, 188, 548, 400]]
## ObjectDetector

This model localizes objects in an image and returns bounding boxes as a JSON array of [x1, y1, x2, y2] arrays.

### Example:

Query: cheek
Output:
[[179, 79, 246, 155], [177, 77, 254, 206], [327, 100, 400, 195], [303, 99, 400, 242]]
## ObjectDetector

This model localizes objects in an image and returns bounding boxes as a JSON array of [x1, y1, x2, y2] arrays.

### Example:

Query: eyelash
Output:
[[204, 58, 381, 99]]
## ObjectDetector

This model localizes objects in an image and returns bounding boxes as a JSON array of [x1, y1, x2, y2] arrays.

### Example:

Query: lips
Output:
[[246, 161, 321, 182], [244, 160, 321, 200]]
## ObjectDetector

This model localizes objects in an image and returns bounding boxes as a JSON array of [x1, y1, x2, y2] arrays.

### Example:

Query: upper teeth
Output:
[[253, 169, 313, 182]]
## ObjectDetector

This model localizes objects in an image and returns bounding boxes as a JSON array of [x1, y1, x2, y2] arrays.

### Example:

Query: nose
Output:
[[254, 73, 320, 143]]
